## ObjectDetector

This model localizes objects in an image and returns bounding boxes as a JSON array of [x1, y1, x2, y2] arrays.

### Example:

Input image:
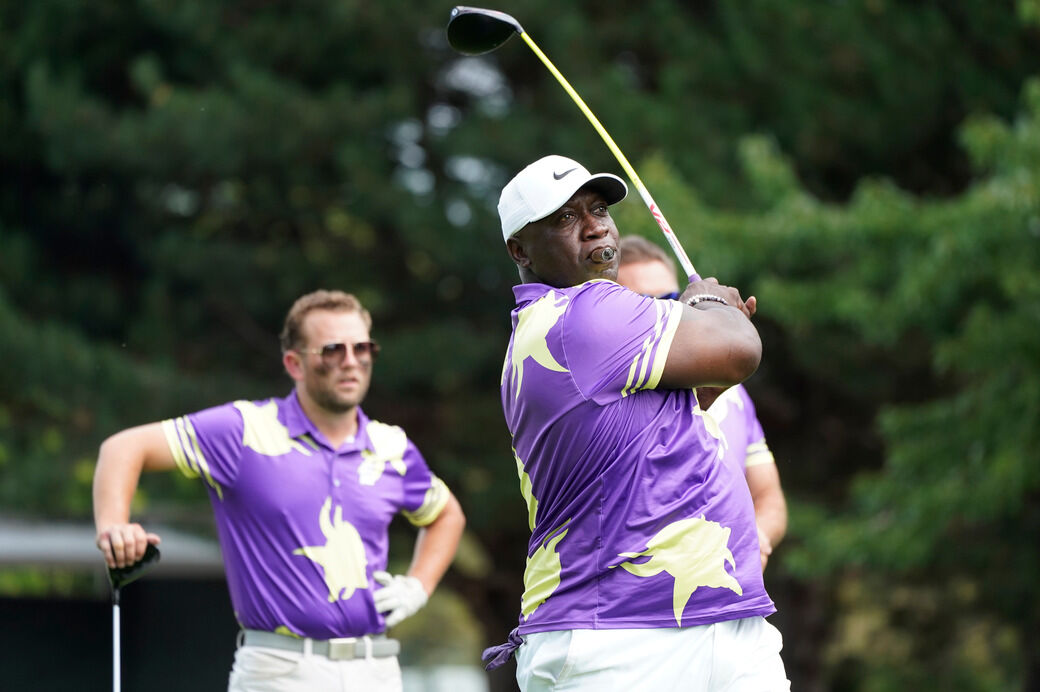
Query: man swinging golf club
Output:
[[483, 155, 790, 690], [94, 290, 465, 692]]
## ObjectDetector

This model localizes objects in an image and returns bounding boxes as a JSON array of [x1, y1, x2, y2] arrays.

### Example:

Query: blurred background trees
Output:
[[2, 1, 1038, 690]]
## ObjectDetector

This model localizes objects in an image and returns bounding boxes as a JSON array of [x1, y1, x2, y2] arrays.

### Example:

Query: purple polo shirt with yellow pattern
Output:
[[707, 384, 775, 472], [160, 391, 449, 639], [502, 280, 774, 634]]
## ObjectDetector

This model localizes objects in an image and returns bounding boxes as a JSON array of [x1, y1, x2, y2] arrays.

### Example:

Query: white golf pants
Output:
[[515, 616, 790, 692], [227, 643, 402, 692]]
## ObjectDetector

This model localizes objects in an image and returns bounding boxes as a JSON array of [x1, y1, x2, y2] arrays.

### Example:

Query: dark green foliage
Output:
[[2, 1, 1039, 689]]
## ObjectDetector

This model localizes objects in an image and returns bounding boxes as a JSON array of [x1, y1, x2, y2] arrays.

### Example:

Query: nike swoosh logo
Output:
[[553, 168, 577, 180]]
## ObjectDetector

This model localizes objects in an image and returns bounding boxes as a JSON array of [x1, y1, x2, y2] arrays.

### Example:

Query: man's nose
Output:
[[580, 213, 609, 238]]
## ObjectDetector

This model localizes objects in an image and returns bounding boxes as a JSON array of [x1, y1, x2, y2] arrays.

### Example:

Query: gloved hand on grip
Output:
[[373, 571, 428, 627]]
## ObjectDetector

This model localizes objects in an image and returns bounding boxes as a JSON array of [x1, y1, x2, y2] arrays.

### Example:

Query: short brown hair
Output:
[[280, 290, 372, 352], [619, 235, 676, 273]]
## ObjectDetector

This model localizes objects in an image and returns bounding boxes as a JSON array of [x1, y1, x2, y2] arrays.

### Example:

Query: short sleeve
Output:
[[160, 402, 245, 499], [399, 440, 451, 527], [738, 388, 775, 469], [562, 282, 682, 405]]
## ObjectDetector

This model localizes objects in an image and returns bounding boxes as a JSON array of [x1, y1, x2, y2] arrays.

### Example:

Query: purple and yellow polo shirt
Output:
[[501, 280, 774, 634], [160, 391, 449, 638], [707, 384, 775, 472]]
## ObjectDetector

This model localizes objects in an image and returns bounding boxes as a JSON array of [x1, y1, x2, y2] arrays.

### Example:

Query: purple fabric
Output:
[[481, 628, 525, 670], [163, 391, 440, 638], [501, 280, 774, 638], [709, 384, 770, 471]]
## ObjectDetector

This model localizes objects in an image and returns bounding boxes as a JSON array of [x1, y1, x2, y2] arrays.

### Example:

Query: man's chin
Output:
[[584, 264, 618, 284], [552, 266, 618, 287], [314, 394, 363, 414], [598, 265, 619, 282]]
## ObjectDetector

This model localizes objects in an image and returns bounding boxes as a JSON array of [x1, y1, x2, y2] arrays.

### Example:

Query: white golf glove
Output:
[[373, 571, 428, 628]]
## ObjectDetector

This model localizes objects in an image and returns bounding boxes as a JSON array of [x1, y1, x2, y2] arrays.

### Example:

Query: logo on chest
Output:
[[357, 421, 408, 485], [293, 497, 369, 603]]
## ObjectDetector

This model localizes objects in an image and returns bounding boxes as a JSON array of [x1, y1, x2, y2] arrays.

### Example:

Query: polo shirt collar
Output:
[[282, 390, 371, 453], [512, 282, 552, 308], [513, 279, 616, 307]]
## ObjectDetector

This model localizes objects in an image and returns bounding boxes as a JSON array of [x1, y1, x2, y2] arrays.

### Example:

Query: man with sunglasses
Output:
[[617, 235, 788, 572], [93, 289, 465, 692], [483, 155, 789, 691]]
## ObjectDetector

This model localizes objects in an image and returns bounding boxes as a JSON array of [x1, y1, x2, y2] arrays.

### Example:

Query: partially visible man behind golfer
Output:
[[617, 235, 788, 571], [484, 155, 789, 690], [93, 289, 465, 692]]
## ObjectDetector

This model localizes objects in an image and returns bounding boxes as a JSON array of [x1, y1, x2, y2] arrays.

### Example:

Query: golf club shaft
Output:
[[517, 32, 698, 280], [113, 598, 120, 692]]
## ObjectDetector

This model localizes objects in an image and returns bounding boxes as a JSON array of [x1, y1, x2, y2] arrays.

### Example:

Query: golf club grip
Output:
[[517, 31, 698, 280]]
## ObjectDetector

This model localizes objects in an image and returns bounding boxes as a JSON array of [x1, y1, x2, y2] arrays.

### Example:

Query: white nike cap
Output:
[[498, 155, 628, 243]]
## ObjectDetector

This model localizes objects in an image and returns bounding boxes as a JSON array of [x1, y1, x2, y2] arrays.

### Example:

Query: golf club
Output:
[[108, 543, 161, 692], [447, 6, 698, 280]]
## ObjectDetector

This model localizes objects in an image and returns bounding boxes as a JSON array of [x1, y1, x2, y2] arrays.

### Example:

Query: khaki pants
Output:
[[227, 643, 402, 692]]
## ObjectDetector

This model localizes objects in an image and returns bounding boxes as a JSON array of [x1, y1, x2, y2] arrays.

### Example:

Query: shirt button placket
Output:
[[330, 451, 342, 490]]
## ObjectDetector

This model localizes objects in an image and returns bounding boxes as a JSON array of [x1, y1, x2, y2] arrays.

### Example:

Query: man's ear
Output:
[[283, 350, 305, 381], [506, 236, 531, 268]]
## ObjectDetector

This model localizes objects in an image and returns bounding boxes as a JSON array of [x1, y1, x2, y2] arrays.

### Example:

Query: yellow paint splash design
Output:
[[509, 292, 569, 398], [234, 400, 312, 457], [703, 387, 747, 463], [521, 520, 570, 619], [707, 386, 745, 420], [514, 448, 538, 531], [293, 497, 369, 603], [695, 405, 725, 460], [358, 420, 408, 485], [616, 516, 742, 626], [273, 626, 301, 638]]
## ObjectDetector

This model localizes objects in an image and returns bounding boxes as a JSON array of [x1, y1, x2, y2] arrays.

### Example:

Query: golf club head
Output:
[[107, 543, 161, 591], [447, 6, 523, 55]]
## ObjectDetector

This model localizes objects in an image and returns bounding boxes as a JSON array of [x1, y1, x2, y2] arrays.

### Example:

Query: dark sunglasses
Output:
[[298, 341, 380, 367]]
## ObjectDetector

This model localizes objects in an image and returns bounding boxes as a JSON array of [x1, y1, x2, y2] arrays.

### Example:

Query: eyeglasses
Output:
[[654, 291, 680, 300], [297, 341, 380, 367]]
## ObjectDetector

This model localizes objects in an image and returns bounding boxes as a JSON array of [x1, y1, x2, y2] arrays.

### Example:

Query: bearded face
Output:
[[293, 310, 374, 414]]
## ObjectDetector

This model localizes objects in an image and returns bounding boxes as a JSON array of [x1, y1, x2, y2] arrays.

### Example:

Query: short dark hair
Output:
[[280, 290, 372, 352], [619, 235, 676, 274]]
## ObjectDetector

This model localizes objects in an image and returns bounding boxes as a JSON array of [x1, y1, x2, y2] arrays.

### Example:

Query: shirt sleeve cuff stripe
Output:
[[402, 476, 450, 527], [744, 445, 776, 468], [162, 418, 195, 478]]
